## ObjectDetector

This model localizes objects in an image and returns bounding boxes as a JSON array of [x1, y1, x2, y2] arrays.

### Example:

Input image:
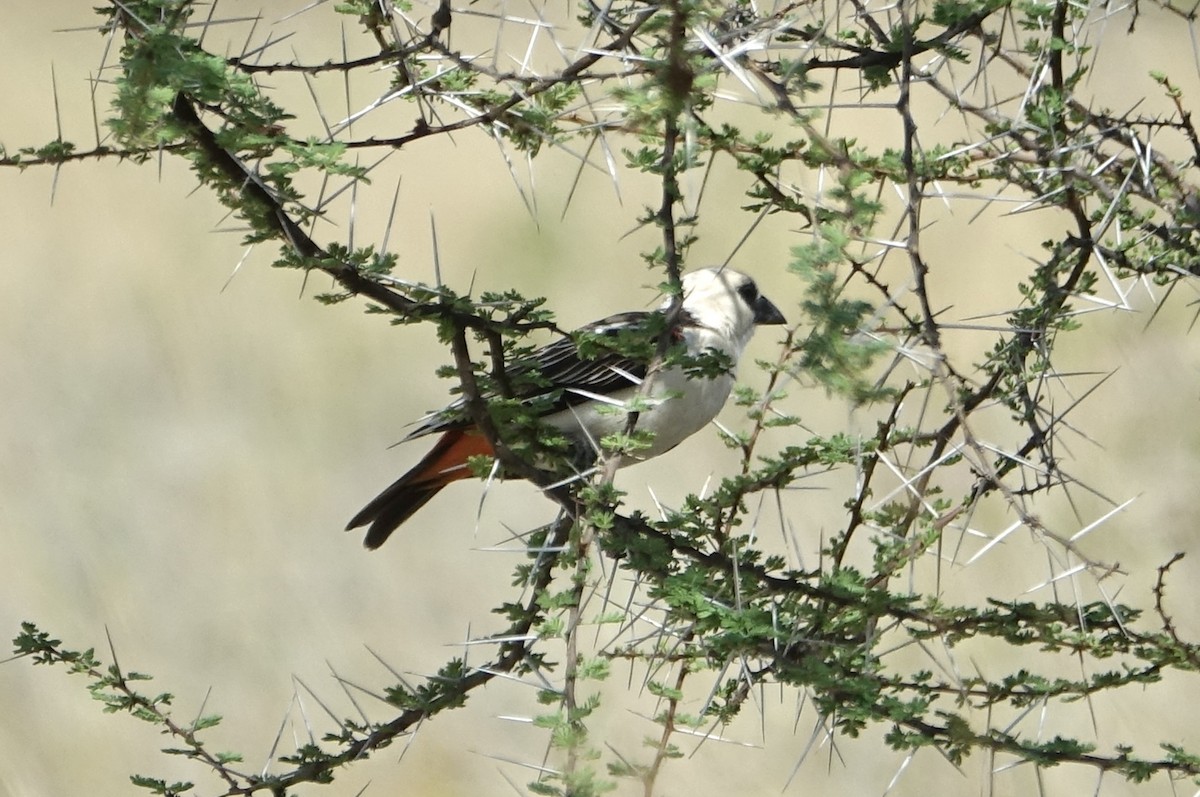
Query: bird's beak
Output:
[[753, 295, 786, 326]]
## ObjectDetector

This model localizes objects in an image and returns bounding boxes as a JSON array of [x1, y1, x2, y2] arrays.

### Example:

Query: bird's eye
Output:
[[736, 279, 759, 306]]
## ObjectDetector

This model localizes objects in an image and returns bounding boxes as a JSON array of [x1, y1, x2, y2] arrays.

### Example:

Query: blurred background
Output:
[[3, 3, 1200, 796]]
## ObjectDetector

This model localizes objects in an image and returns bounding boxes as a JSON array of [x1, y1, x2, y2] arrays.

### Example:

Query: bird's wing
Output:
[[402, 311, 662, 440]]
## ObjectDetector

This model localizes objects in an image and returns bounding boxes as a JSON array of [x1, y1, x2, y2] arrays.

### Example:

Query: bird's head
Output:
[[672, 267, 786, 352]]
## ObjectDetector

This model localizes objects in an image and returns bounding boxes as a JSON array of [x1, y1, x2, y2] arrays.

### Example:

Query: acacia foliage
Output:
[[9, 0, 1200, 794]]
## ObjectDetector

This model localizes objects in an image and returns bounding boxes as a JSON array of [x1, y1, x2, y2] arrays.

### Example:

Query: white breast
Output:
[[542, 324, 740, 462]]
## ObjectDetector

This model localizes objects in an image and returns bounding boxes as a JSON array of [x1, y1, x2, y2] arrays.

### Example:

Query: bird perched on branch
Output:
[[347, 267, 786, 549]]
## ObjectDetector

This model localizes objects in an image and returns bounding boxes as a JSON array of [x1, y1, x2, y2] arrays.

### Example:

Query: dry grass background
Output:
[[3, 3, 1200, 796]]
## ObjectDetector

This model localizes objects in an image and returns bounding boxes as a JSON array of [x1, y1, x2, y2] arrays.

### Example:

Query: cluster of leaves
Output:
[[10, 0, 1200, 794]]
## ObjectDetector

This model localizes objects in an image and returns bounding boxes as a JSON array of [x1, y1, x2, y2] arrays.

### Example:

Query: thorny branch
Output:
[[10, 0, 1200, 793]]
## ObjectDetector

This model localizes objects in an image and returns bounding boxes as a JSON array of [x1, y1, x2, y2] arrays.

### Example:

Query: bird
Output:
[[347, 267, 787, 549]]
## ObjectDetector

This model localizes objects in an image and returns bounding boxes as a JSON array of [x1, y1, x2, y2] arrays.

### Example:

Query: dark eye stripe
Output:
[[736, 279, 759, 306]]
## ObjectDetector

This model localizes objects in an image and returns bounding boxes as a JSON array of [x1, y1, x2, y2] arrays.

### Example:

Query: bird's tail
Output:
[[347, 429, 494, 549]]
